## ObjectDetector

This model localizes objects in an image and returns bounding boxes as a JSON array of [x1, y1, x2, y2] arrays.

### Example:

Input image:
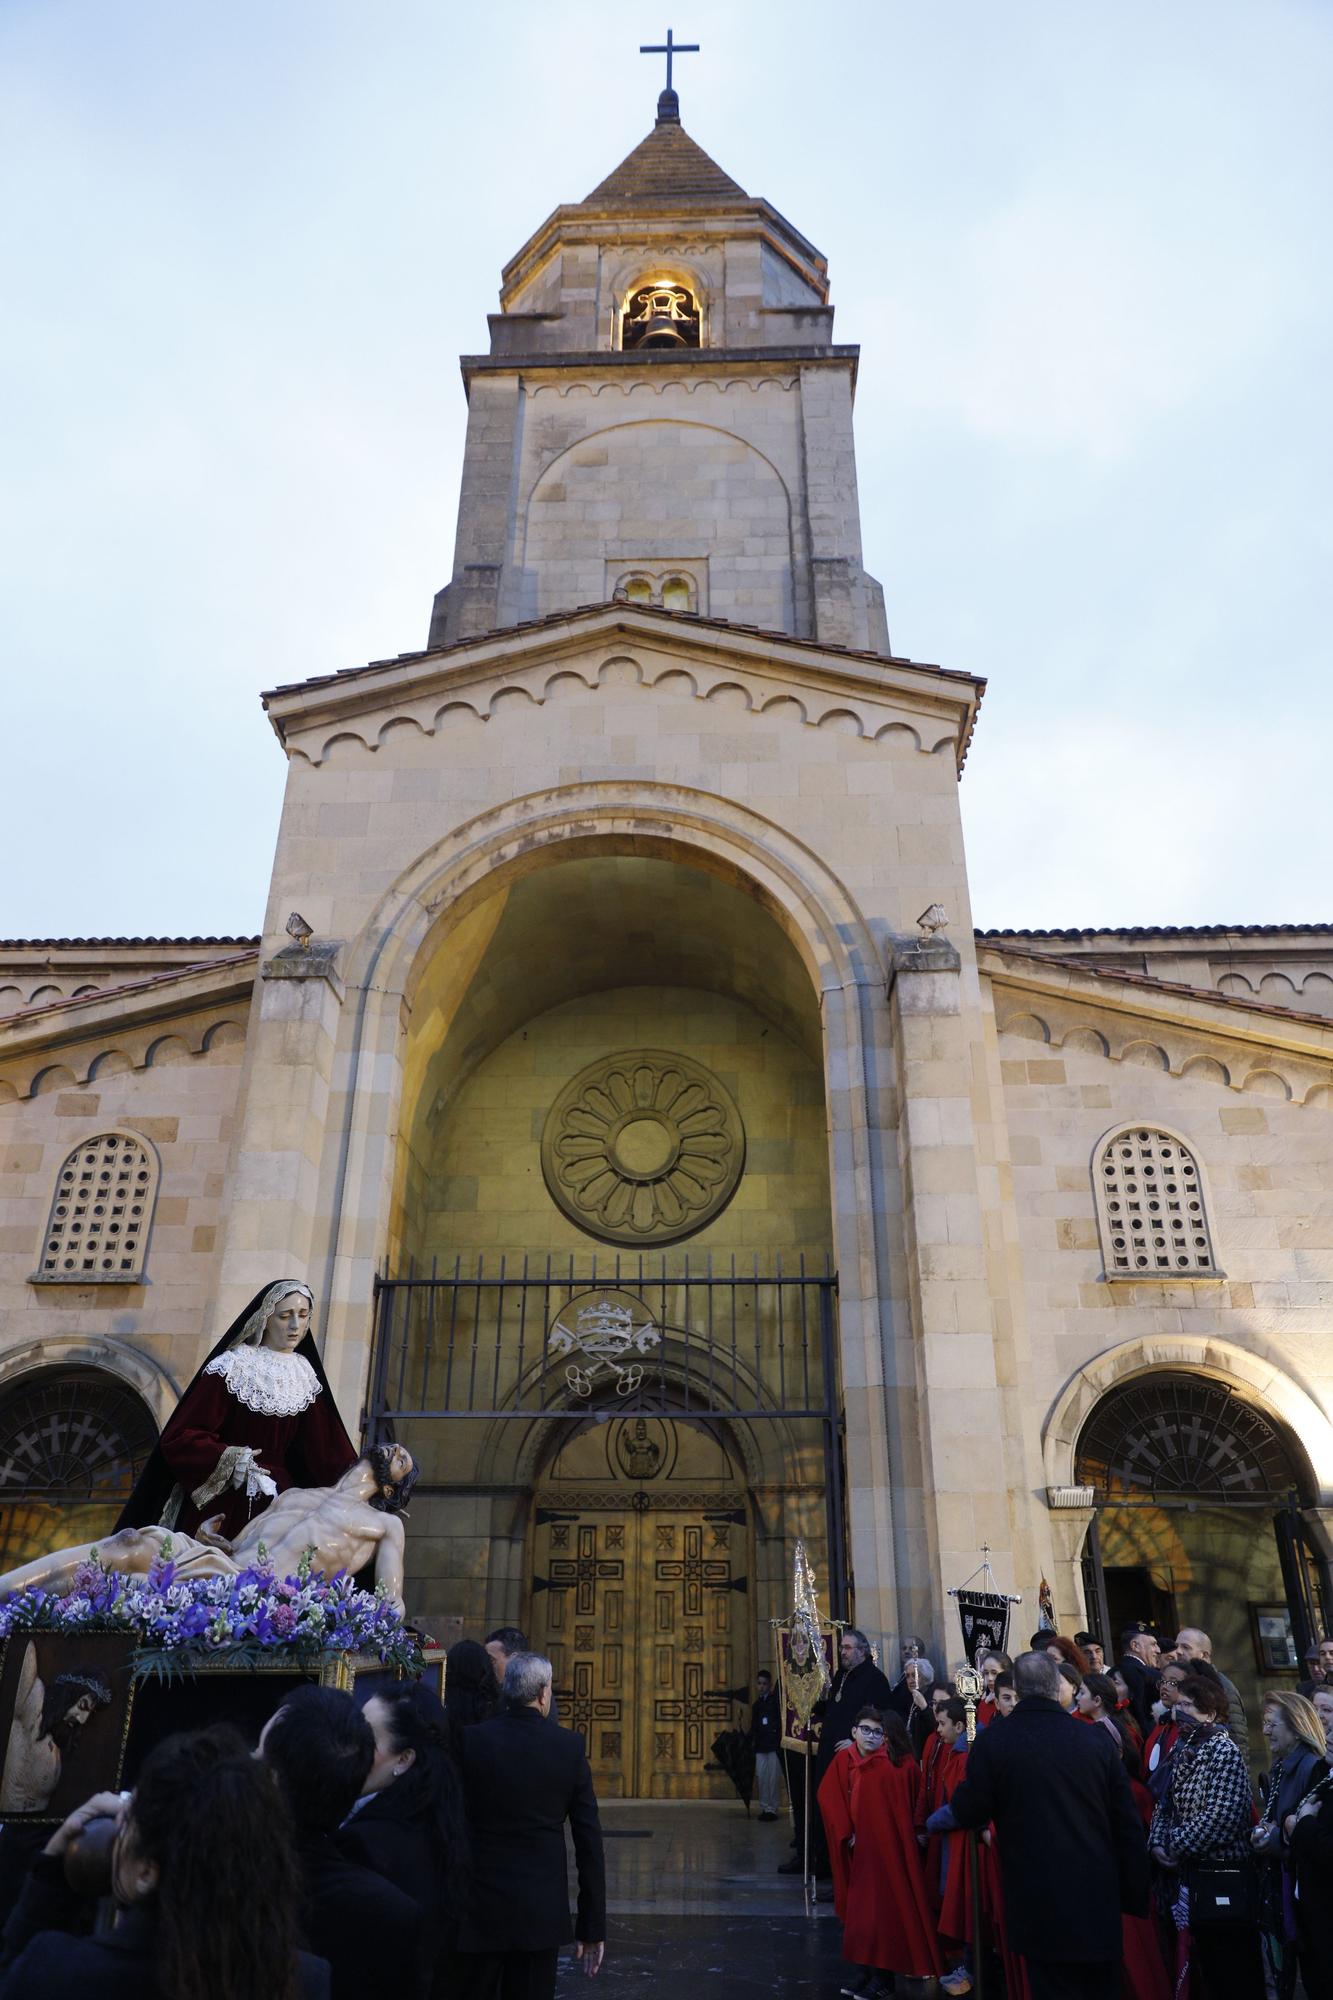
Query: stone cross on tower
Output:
[[639, 27, 699, 94]]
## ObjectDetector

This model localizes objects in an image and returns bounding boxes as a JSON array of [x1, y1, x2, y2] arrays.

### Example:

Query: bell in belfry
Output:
[[621, 282, 701, 350]]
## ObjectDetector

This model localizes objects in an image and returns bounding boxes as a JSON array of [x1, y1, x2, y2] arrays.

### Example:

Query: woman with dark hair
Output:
[[1143, 1659, 1187, 1805], [1108, 1665, 1147, 1751], [1029, 1631, 1091, 1677], [1055, 1660, 1082, 1711], [0, 1724, 329, 1999], [1148, 1674, 1262, 2000], [1076, 1672, 1144, 1780], [338, 1684, 470, 2000], [443, 1639, 500, 1758]]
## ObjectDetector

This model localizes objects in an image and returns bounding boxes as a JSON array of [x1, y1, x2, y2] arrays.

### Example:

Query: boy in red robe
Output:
[[844, 1715, 943, 1985], [924, 1697, 975, 1996], [818, 1708, 886, 1927], [920, 1680, 958, 1809]]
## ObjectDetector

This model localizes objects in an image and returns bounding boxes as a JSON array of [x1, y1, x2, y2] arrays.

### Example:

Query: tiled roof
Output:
[[0, 935, 259, 950], [977, 924, 1332, 942], [263, 599, 972, 696], [262, 599, 983, 769], [978, 937, 1333, 1029], [583, 118, 747, 206], [0, 950, 259, 1026]]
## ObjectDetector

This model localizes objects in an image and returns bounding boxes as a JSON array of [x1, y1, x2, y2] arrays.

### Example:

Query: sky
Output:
[[2, 0, 1330, 938]]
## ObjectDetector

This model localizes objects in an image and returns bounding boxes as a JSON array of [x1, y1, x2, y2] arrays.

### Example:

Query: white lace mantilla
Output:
[[203, 1343, 322, 1418]]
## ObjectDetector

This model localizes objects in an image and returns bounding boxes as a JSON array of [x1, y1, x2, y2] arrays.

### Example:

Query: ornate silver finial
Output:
[[916, 903, 949, 944], [285, 912, 314, 951]]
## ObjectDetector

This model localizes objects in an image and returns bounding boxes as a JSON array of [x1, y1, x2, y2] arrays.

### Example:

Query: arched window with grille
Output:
[[1092, 1125, 1221, 1278], [0, 1365, 159, 1570], [34, 1130, 159, 1283], [1075, 1373, 1301, 1504]]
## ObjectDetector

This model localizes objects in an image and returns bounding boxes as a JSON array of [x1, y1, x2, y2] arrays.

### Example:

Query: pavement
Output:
[[560, 1799, 850, 1995]]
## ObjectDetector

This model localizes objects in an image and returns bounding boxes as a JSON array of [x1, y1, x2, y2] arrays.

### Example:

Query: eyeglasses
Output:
[[855, 1726, 885, 1739]]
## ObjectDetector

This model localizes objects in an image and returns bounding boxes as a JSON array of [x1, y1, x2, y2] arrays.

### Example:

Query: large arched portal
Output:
[[371, 852, 845, 1797], [1072, 1368, 1328, 1728]]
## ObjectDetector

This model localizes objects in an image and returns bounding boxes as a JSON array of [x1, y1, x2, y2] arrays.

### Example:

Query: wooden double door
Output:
[[530, 1499, 749, 1798]]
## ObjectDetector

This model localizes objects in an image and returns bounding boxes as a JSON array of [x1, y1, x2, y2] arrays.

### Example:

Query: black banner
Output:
[[955, 1588, 1012, 1664]]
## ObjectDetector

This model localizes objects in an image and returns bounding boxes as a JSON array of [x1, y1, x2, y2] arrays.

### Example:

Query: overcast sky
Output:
[[3, 0, 1329, 939]]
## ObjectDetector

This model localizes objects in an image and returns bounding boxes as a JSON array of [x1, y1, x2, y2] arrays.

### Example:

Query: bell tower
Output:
[[429, 88, 889, 654]]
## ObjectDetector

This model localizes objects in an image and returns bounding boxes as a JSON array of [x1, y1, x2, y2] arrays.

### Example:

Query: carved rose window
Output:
[[541, 1050, 744, 1246]]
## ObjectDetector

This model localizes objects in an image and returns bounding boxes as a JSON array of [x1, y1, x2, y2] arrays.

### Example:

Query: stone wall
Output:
[[0, 1004, 250, 1423], [986, 977, 1333, 1649], [408, 984, 831, 1264]]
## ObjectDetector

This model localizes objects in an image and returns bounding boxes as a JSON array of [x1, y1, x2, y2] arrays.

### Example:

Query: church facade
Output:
[[3, 93, 1331, 1796]]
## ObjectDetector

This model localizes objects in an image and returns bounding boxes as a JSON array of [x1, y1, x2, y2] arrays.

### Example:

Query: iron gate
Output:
[[366, 1251, 847, 1613]]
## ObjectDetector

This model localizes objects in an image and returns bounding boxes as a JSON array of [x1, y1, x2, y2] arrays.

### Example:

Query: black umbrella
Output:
[[710, 1726, 755, 1808]]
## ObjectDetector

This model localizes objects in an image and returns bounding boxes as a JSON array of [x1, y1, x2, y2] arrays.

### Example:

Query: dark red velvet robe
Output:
[[158, 1370, 356, 1538]]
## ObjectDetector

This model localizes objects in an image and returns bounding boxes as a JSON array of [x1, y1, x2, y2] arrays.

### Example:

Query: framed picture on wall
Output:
[[1249, 1603, 1298, 1673]]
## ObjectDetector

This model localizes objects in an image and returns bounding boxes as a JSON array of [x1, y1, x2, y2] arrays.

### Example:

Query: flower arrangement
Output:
[[0, 1546, 423, 1679]]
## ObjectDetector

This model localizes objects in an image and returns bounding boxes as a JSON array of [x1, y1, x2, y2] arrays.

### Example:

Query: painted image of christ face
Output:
[[0, 1645, 111, 1815]]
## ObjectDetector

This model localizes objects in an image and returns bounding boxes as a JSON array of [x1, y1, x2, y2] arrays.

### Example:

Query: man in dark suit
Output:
[[1114, 1621, 1162, 1736], [459, 1650, 605, 2000], [936, 1651, 1149, 2000], [259, 1686, 421, 2000], [486, 1625, 560, 1725]]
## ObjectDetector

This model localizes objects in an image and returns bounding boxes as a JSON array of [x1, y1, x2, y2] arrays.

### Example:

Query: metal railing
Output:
[[368, 1251, 838, 1423], [366, 1250, 847, 1613]]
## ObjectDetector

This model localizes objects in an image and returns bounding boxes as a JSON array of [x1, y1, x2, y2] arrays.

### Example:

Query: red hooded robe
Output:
[[842, 1752, 943, 1978], [817, 1741, 870, 1920], [927, 1738, 975, 1946]]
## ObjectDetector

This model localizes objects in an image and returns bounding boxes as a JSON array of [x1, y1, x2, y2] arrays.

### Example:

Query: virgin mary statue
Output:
[[116, 1280, 357, 1540]]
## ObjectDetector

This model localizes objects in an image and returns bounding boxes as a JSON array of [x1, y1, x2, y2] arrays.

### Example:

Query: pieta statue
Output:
[[116, 1279, 358, 1540]]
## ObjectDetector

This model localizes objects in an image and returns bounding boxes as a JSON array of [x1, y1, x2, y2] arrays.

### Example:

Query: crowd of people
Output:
[[5, 1608, 1332, 2000], [789, 1624, 1333, 2000], [0, 1627, 604, 2000]]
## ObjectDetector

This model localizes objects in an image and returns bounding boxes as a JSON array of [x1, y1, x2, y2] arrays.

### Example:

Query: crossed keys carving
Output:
[[548, 1289, 662, 1398]]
